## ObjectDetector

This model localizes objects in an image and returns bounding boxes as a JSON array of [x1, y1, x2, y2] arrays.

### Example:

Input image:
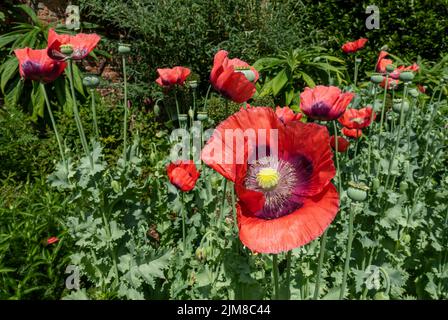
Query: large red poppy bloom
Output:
[[275, 106, 302, 124], [14, 48, 66, 83], [47, 28, 100, 61], [342, 128, 362, 139], [376, 51, 393, 73], [341, 38, 368, 54], [338, 107, 376, 130], [167, 160, 200, 192], [156, 66, 191, 87], [201, 107, 339, 253], [330, 135, 350, 152], [210, 50, 259, 103], [300, 86, 354, 121]]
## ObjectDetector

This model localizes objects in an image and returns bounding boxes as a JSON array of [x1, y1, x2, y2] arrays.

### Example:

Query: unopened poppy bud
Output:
[[355, 58, 362, 63], [118, 43, 131, 54], [408, 88, 419, 98], [372, 178, 380, 190], [236, 67, 256, 82], [399, 181, 408, 193], [374, 292, 390, 300], [195, 247, 206, 261], [83, 75, 100, 88], [111, 180, 120, 193], [188, 108, 194, 119], [347, 181, 369, 202], [386, 64, 396, 73], [60, 44, 73, 55], [399, 71, 414, 82], [154, 103, 161, 116], [197, 111, 208, 121], [371, 75, 384, 84]]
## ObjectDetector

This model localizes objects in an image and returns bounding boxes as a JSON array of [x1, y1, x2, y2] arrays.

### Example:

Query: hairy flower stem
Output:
[[340, 203, 356, 299], [333, 121, 342, 192], [68, 60, 93, 169], [385, 83, 408, 191], [218, 178, 227, 228], [90, 89, 99, 138], [285, 250, 292, 300], [272, 254, 280, 300], [422, 86, 444, 164], [353, 57, 359, 87], [314, 230, 328, 299], [367, 86, 378, 174], [181, 193, 186, 252], [406, 97, 416, 155], [202, 85, 212, 112], [378, 75, 389, 139], [230, 184, 238, 232], [174, 90, 181, 128], [122, 55, 129, 168], [40, 83, 66, 170]]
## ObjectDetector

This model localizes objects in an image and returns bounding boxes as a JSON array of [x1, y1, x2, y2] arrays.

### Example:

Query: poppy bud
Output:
[[197, 111, 208, 121], [111, 180, 120, 193], [408, 88, 419, 98], [371, 75, 384, 84], [236, 67, 256, 82], [386, 64, 396, 73], [83, 75, 100, 88], [195, 247, 206, 261], [188, 108, 194, 119], [118, 43, 131, 54], [355, 58, 362, 63], [188, 80, 198, 89], [399, 181, 408, 193], [374, 292, 389, 300], [154, 103, 160, 116], [399, 71, 414, 82], [347, 181, 369, 202], [372, 178, 380, 190], [60, 44, 73, 55]]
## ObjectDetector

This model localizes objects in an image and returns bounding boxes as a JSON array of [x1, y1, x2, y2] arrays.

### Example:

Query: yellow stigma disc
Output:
[[256, 167, 280, 190]]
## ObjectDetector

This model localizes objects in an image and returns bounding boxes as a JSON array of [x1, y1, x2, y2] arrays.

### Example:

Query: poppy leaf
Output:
[[271, 69, 288, 96], [0, 57, 18, 93]]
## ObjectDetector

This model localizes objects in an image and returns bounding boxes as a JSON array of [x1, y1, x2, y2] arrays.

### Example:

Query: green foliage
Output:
[[254, 47, 346, 106]]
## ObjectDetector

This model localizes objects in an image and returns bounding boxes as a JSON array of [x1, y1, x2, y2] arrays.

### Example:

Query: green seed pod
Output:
[[371, 75, 384, 84], [60, 44, 73, 55], [111, 180, 120, 193], [118, 44, 131, 54], [408, 88, 419, 98], [374, 292, 390, 300], [392, 99, 409, 114], [399, 71, 415, 82], [188, 80, 198, 89], [82, 75, 100, 88], [236, 68, 256, 82], [197, 111, 208, 121], [178, 113, 188, 123], [399, 181, 408, 193], [195, 247, 206, 261], [347, 181, 369, 202], [386, 64, 396, 73]]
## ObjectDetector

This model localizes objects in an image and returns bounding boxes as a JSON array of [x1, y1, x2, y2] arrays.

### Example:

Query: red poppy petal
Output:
[[237, 183, 339, 254], [210, 50, 228, 84]]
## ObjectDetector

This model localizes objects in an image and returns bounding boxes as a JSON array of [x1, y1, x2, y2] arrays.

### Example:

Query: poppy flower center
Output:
[[351, 117, 364, 124], [256, 168, 280, 190], [245, 156, 299, 220], [310, 101, 330, 117]]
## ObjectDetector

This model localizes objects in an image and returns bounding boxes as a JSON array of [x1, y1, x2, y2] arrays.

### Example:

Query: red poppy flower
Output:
[[390, 63, 419, 79], [417, 84, 426, 93], [338, 107, 375, 129], [47, 237, 59, 245], [330, 135, 350, 152], [299, 86, 354, 121], [342, 127, 362, 139], [47, 28, 100, 61], [341, 38, 368, 54], [156, 66, 191, 87], [275, 106, 302, 124], [210, 50, 259, 103], [201, 107, 339, 253], [376, 51, 393, 73], [167, 160, 200, 192], [380, 77, 399, 89], [14, 48, 66, 83]]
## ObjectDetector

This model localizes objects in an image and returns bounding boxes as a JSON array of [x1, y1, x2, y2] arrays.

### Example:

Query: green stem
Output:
[[181, 193, 186, 252], [406, 97, 416, 155], [202, 84, 212, 112], [90, 89, 99, 138], [272, 254, 280, 300], [175, 90, 181, 128], [230, 183, 238, 232], [422, 86, 444, 163], [333, 121, 342, 192], [122, 55, 128, 168], [68, 60, 93, 169], [314, 229, 328, 299], [101, 208, 119, 287], [40, 83, 66, 168], [378, 74, 389, 138], [285, 250, 292, 300], [353, 57, 359, 87], [218, 178, 228, 228], [340, 203, 356, 299], [385, 83, 408, 190], [361, 247, 376, 299]]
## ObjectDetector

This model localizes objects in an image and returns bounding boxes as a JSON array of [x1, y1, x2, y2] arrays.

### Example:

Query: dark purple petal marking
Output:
[[310, 101, 331, 118]]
